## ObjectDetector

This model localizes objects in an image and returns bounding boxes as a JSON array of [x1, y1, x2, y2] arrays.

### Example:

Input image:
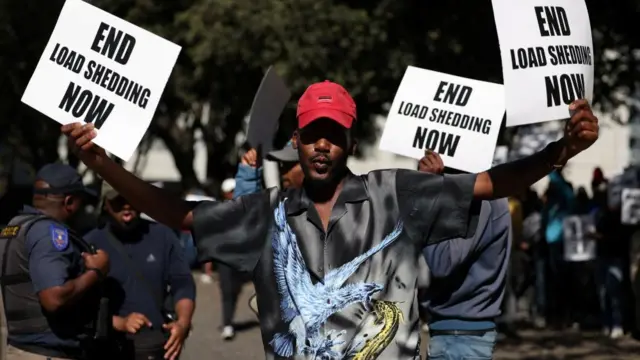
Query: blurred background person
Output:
[[540, 170, 575, 329], [215, 176, 244, 340], [200, 179, 235, 285], [521, 188, 544, 328], [565, 186, 598, 330], [239, 139, 303, 318], [591, 167, 608, 207], [591, 192, 627, 339]]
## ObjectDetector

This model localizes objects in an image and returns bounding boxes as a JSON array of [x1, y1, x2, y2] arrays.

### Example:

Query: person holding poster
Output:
[[418, 151, 512, 359], [235, 140, 304, 319], [62, 79, 598, 359]]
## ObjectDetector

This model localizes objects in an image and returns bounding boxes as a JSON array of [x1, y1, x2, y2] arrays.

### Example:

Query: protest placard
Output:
[[562, 214, 596, 262], [492, 0, 594, 127], [608, 174, 623, 209], [246, 66, 291, 155], [622, 188, 640, 225], [21, 0, 181, 161], [379, 66, 505, 173]]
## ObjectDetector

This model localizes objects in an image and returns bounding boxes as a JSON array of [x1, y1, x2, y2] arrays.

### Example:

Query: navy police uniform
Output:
[[0, 164, 104, 360]]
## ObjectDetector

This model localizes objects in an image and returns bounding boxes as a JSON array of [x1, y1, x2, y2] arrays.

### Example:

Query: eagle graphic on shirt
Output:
[[269, 200, 404, 359]]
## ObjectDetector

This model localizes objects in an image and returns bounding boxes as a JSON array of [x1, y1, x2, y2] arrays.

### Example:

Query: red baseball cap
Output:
[[297, 80, 356, 129]]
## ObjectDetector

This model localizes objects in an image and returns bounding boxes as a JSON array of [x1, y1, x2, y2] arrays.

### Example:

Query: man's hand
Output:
[[113, 313, 153, 334], [418, 150, 444, 174], [163, 321, 190, 360], [560, 99, 599, 161], [241, 148, 258, 168], [82, 249, 110, 276], [61, 123, 107, 163]]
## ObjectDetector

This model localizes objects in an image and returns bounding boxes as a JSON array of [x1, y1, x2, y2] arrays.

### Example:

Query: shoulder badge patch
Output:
[[49, 225, 69, 251], [0, 226, 20, 239]]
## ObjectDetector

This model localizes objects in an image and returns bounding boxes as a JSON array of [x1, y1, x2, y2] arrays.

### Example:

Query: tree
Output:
[[93, 0, 397, 192], [1, 0, 639, 193], [0, 0, 67, 171]]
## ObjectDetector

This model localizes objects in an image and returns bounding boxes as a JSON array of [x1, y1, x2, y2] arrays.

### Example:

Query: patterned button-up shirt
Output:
[[192, 169, 477, 359]]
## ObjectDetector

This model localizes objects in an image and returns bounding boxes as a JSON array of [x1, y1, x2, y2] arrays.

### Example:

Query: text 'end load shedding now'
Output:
[[397, 81, 494, 157], [509, 6, 591, 108], [49, 22, 152, 129]]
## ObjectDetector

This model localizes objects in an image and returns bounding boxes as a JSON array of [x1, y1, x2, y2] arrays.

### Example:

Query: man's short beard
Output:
[[110, 215, 141, 233]]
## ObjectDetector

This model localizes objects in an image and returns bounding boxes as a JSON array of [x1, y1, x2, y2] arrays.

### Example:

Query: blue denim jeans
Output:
[[427, 330, 497, 360]]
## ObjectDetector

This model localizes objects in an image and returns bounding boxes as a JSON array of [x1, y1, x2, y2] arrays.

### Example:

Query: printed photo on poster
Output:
[[622, 188, 640, 225], [562, 214, 596, 262]]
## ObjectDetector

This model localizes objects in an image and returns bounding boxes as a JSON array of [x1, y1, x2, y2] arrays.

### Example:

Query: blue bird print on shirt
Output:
[[269, 199, 404, 359]]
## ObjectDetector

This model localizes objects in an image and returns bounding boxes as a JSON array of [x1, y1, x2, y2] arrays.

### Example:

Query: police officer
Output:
[[0, 163, 110, 360]]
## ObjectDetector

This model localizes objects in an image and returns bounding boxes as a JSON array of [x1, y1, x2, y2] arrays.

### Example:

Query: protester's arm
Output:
[[474, 100, 599, 200], [234, 149, 263, 198], [27, 223, 102, 312], [173, 299, 195, 328], [415, 150, 482, 262], [61, 123, 193, 229]]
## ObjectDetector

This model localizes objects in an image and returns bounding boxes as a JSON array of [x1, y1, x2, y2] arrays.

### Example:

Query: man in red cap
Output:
[[63, 80, 599, 359]]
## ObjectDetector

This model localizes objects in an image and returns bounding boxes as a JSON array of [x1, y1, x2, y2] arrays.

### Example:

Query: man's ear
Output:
[[292, 131, 299, 149], [63, 195, 80, 213]]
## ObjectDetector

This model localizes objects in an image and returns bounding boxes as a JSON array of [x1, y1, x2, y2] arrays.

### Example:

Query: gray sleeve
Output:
[[190, 191, 273, 273], [396, 169, 478, 246]]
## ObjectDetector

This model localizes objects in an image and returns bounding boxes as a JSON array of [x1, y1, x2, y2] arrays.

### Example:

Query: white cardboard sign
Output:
[[492, 0, 594, 127], [379, 66, 505, 173], [21, 0, 181, 161]]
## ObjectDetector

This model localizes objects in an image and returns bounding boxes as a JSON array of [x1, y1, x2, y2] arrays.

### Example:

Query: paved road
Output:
[[181, 274, 640, 359]]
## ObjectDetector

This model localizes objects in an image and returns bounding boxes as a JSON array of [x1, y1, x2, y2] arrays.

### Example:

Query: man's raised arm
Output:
[[474, 99, 599, 200], [61, 123, 193, 229]]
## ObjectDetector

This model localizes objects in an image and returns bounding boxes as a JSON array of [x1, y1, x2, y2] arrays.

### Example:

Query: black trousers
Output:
[[217, 263, 243, 326]]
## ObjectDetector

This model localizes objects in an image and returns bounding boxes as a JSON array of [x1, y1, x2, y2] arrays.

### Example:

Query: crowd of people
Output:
[[0, 80, 604, 360], [503, 167, 634, 340]]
